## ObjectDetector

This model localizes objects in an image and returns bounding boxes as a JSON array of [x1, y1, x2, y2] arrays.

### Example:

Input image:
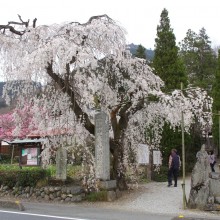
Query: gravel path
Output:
[[91, 177, 220, 219]]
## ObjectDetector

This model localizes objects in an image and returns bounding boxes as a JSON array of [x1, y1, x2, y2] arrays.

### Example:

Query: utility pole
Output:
[[181, 82, 186, 209]]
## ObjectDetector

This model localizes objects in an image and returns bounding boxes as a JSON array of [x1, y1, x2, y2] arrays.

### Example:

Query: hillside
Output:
[[0, 81, 42, 114], [128, 43, 154, 60]]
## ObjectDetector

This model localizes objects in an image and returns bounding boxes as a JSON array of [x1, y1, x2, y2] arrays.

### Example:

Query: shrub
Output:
[[0, 154, 11, 164], [0, 166, 50, 188], [151, 165, 169, 182]]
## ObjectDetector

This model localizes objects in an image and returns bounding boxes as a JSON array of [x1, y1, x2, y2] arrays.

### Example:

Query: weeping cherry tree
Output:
[[0, 15, 212, 190]]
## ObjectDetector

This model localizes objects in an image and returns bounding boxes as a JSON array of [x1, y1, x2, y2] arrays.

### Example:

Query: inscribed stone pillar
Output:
[[188, 144, 211, 209], [56, 148, 67, 180], [95, 112, 110, 181]]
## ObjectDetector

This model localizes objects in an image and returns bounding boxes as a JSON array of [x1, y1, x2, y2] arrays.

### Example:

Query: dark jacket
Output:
[[171, 153, 180, 170]]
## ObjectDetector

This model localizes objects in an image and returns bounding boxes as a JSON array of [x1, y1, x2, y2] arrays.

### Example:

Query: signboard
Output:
[[153, 150, 162, 165], [22, 148, 38, 165], [138, 144, 149, 164]]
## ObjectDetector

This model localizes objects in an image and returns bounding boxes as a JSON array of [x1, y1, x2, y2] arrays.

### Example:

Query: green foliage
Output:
[[45, 165, 56, 177], [152, 8, 187, 92], [152, 165, 168, 182], [128, 43, 154, 61], [212, 49, 220, 146], [135, 44, 147, 59], [67, 165, 81, 179], [93, 94, 101, 109], [35, 178, 48, 187], [85, 190, 108, 202], [0, 166, 49, 188], [160, 123, 202, 174], [0, 154, 19, 165], [0, 154, 11, 164], [45, 164, 81, 182], [179, 28, 217, 90]]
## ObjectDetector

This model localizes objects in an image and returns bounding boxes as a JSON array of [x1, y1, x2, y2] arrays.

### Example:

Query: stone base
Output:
[[98, 180, 116, 190], [204, 203, 220, 211], [210, 178, 220, 197], [106, 189, 122, 202], [115, 189, 122, 198], [107, 191, 116, 202]]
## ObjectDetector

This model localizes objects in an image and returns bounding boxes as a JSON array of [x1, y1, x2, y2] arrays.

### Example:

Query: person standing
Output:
[[168, 149, 180, 187], [208, 150, 216, 172]]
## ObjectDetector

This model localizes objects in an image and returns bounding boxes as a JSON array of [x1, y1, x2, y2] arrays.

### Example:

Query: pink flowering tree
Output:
[[0, 15, 212, 189], [0, 104, 35, 140], [0, 112, 14, 140]]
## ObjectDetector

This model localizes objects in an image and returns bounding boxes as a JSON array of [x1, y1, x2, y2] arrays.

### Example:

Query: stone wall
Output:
[[0, 184, 121, 203], [0, 185, 85, 203]]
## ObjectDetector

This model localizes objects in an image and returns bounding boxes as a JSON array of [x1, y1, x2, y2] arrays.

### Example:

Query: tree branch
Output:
[[119, 101, 132, 117], [70, 14, 113, 26], [33, 18, 37, 28], [0, 15, 37, 36], [18, 14, 29, 27], [0, 25, 23, 35], [46, 61, 95, 135]]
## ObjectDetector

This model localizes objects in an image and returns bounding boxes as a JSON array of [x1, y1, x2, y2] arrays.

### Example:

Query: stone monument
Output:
[[95, 111, 116, 189], [188, 144, 211, 209], [56, 147, 67, 180]]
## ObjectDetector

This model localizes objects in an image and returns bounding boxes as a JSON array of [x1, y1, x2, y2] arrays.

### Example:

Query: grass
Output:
[[0, 164, 43, 171], [85, 190, 108, 202], [0, 164, 81, 174]]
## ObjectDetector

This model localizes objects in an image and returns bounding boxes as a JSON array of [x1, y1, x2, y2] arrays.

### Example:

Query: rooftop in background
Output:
[[3, 138, 46, 145]]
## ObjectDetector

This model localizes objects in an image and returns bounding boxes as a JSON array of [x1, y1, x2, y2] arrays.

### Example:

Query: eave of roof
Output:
[[4, 138, 46, 144]]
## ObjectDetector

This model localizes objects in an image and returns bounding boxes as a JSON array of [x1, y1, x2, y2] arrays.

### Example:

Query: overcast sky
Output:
[[1, 0, 220, 49]]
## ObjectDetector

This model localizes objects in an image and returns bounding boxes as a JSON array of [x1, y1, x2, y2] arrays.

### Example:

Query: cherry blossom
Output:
[[0, 15, 212, 189]]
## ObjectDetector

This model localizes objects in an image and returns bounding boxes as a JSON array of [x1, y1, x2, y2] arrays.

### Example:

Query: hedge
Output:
[[0, 168, 49, 188]]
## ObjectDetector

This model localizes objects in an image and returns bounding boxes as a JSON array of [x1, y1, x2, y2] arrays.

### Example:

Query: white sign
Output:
[[138, 144, 149, 164], [153, 150, 162, 165]]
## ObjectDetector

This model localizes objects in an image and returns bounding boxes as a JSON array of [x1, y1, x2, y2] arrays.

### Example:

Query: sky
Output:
[[1, 0, 220, 49]]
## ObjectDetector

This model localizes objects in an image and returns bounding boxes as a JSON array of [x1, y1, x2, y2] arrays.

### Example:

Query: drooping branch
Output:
[[46, 61, 95, 135], [0, 25, 24, 35], [0, 15, 37, 36], [70, 14, 113, 26]]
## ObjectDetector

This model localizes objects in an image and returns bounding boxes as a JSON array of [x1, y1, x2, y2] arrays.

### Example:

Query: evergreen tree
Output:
[[212, 49, 220, 148], [179, 28, 217, 90], [152, 8, 187, 92], [152, 9, 199, 172], [135, 44, 146, 59]]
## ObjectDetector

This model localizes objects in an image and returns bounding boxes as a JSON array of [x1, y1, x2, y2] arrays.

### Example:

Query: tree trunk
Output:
[[111, 139, 128, 190]]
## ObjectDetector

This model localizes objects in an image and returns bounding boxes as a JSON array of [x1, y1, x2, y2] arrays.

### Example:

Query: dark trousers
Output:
[[168, 167, 179, 186], [210, 162, 215, 172]]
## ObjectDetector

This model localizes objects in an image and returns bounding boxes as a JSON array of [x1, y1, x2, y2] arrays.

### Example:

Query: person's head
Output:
[[171, 149, 177, 155], [210, 150, 214, 155]]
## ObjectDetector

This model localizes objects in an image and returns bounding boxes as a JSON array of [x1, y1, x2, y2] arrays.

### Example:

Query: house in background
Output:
[[0, 138, 45, 166]]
